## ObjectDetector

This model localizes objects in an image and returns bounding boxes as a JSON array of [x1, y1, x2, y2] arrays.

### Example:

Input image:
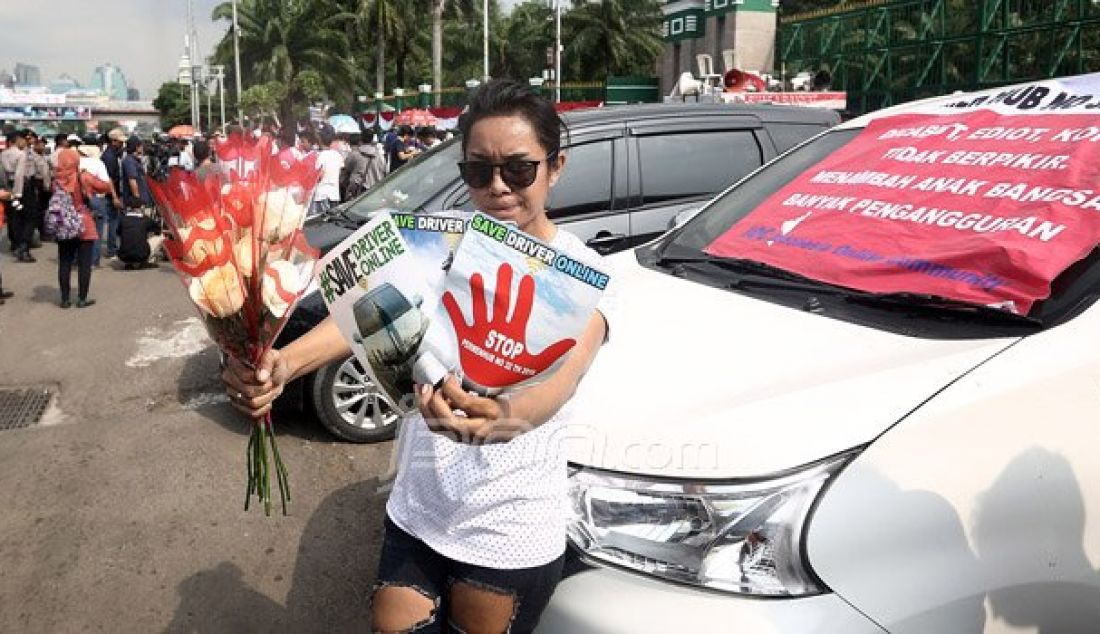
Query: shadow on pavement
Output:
[[164, 477, 389, 633], [176, 346, 330, 442], [30, 283, 59, 305]]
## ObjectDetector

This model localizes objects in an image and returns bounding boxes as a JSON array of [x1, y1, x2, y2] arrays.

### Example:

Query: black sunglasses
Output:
[[458, 152, 558, 190]]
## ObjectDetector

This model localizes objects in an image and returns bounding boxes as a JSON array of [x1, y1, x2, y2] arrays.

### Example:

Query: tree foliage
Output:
[[152, 81, 192, 129], [239, 82, 289, 125], [207, 0, 666, 120]]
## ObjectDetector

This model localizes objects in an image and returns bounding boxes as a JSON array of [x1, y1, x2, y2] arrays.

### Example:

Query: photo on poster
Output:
[[315, 212, 469, 414]]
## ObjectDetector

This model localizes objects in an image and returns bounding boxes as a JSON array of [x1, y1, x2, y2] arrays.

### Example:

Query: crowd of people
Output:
[[0, 118, 449, 309]]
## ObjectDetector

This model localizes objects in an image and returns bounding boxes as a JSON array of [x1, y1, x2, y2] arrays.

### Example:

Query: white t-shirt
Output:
[[386, 228, 617, 569], [313, 148, 344, 202], [78, 156, 110, 195]]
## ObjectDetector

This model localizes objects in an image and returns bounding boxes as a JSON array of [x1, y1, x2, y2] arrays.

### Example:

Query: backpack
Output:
[[45, 183, 85, 240]]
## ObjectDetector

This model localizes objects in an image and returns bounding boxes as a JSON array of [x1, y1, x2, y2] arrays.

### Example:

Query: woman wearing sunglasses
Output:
[[223, 78, 612, 633]]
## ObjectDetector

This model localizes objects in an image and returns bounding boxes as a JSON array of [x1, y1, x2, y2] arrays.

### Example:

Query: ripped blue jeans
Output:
[[371, 516, 565, 633]]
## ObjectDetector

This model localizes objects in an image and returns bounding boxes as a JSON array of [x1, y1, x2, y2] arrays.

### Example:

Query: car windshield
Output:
[[672, 128, 862, 254], [664, 127, 1100, 330], [345, 137, 462, 220]]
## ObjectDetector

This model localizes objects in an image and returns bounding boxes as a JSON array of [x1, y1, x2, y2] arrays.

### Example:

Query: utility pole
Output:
[[187, 0, 196, 130], [232, 0, 243, 124], [215, 66, 227, 134], [554, 0, 561, 103]]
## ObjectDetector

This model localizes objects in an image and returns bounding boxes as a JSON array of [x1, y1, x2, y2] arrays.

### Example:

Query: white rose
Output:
[[189, 262, 246, 318], [256, 187, 307, 242], [234, 229, 254, 277], [176, 216, 224, 267], [261, 260, 301, 319]]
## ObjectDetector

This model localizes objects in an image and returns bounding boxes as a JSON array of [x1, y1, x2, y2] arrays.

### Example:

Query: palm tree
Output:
[[565, 0, 663, 81], [348, 0, 402, 94], [498, 1, 553, 80], [211, 0, 351, 116], [430, 0, 477, 106]]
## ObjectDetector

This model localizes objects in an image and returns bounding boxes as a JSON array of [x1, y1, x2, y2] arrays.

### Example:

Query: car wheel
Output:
[[309, 354, 400, 443]]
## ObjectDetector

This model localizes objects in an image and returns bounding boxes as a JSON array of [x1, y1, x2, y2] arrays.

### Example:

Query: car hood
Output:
[[563, 254, 1018, 479]]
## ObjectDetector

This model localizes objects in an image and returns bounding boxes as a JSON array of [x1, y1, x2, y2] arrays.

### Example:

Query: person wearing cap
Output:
[[18, 130, 51, 251], [101, 129, 127, 258], [76, 141, 119, 267], [0, 130, 48, 262]]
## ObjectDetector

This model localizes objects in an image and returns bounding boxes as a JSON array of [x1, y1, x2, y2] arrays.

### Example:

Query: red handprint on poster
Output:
[[443, 262, 576, 389]]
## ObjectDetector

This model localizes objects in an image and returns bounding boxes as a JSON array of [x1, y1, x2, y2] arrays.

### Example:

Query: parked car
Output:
[[537, 74, 1100, 631], [282, 102, 840, 442]]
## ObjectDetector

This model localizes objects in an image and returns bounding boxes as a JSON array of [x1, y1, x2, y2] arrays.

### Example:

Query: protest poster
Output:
[[315, 212, 468, 414], [705, 74, 1100, 314], [416, 212, 611, 395]]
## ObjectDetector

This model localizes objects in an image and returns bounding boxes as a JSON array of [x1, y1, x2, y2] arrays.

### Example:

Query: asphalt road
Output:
[[0, 240, 394, 633]]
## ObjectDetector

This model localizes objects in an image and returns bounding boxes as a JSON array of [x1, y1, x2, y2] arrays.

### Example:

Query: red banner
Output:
[[705, 109, 1100, 313]]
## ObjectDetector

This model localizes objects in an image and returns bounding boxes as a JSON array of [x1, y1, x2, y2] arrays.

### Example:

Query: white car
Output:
[[539, 73, 1100, 632]]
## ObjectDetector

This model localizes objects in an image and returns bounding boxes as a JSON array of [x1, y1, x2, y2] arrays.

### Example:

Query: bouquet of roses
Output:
[[149, 134, 321, 516]]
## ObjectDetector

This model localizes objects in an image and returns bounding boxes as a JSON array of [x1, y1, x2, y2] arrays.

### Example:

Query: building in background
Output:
[[14, 63, 42, 87], [89, 63, 129, 101], [0, 69, 13, 88], [127, 86, 140, 101], [49, 74, 82, 94], [658, 0, 779, 96]]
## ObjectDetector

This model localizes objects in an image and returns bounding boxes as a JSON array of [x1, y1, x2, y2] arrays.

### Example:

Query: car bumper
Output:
[[536, 565, 885, 634]]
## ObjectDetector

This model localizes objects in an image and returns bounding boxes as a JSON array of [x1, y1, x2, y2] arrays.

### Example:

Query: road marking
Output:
[[126, 317, 211, 368], [182, 392, 230, 409]]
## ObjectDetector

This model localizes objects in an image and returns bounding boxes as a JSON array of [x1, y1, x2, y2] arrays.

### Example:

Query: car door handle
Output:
[[586, 233, 626, 253], [587, 233, 626, 247]]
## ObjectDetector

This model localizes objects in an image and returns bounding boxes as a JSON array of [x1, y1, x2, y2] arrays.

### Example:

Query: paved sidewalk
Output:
[[0, 240, 392, 633]]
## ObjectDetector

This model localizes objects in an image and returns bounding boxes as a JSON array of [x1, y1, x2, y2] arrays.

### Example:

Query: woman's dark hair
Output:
[[458, 79, 567, 158]]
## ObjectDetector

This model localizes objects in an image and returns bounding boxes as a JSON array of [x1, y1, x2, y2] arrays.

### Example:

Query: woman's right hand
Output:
[[222, 348, 290, 419]]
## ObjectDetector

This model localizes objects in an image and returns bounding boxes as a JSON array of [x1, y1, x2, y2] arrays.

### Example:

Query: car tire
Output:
[[309, 354, 401, 443]]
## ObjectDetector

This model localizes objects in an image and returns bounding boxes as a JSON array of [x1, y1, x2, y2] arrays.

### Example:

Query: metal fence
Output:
[[779, 0, 1100, 114]]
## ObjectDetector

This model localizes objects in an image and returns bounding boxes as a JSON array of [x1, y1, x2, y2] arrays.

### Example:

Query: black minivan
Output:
[[283, 102, 840, 442]]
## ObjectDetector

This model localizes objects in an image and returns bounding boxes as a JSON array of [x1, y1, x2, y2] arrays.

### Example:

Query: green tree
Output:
[[211, 0, 351, 118], [334, 0, 403, 94], [239, 82, 288, 125], [565, 0, 663, 81], [430, 0, 477, 105], [497, 1, 553, 81], [152, 81, 192, 129]]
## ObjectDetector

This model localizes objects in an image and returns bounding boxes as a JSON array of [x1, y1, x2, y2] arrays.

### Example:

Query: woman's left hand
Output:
[[418, 376, 527, 444]]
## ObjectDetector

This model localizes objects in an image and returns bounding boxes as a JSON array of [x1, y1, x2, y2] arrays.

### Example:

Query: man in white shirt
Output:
[[76, 142, 122, 267], [310, 126, 344, 217]]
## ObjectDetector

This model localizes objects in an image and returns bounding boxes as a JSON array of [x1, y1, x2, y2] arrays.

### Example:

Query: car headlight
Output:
[[566, 450, 858, 596]]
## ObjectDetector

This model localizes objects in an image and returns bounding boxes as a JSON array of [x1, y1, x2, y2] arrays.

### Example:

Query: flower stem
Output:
[[244, 428, 256, 511]]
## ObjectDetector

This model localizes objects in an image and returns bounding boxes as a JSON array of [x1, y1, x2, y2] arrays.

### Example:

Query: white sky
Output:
[[1, 0, 228, 98], [1, 0, 528, 99]]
